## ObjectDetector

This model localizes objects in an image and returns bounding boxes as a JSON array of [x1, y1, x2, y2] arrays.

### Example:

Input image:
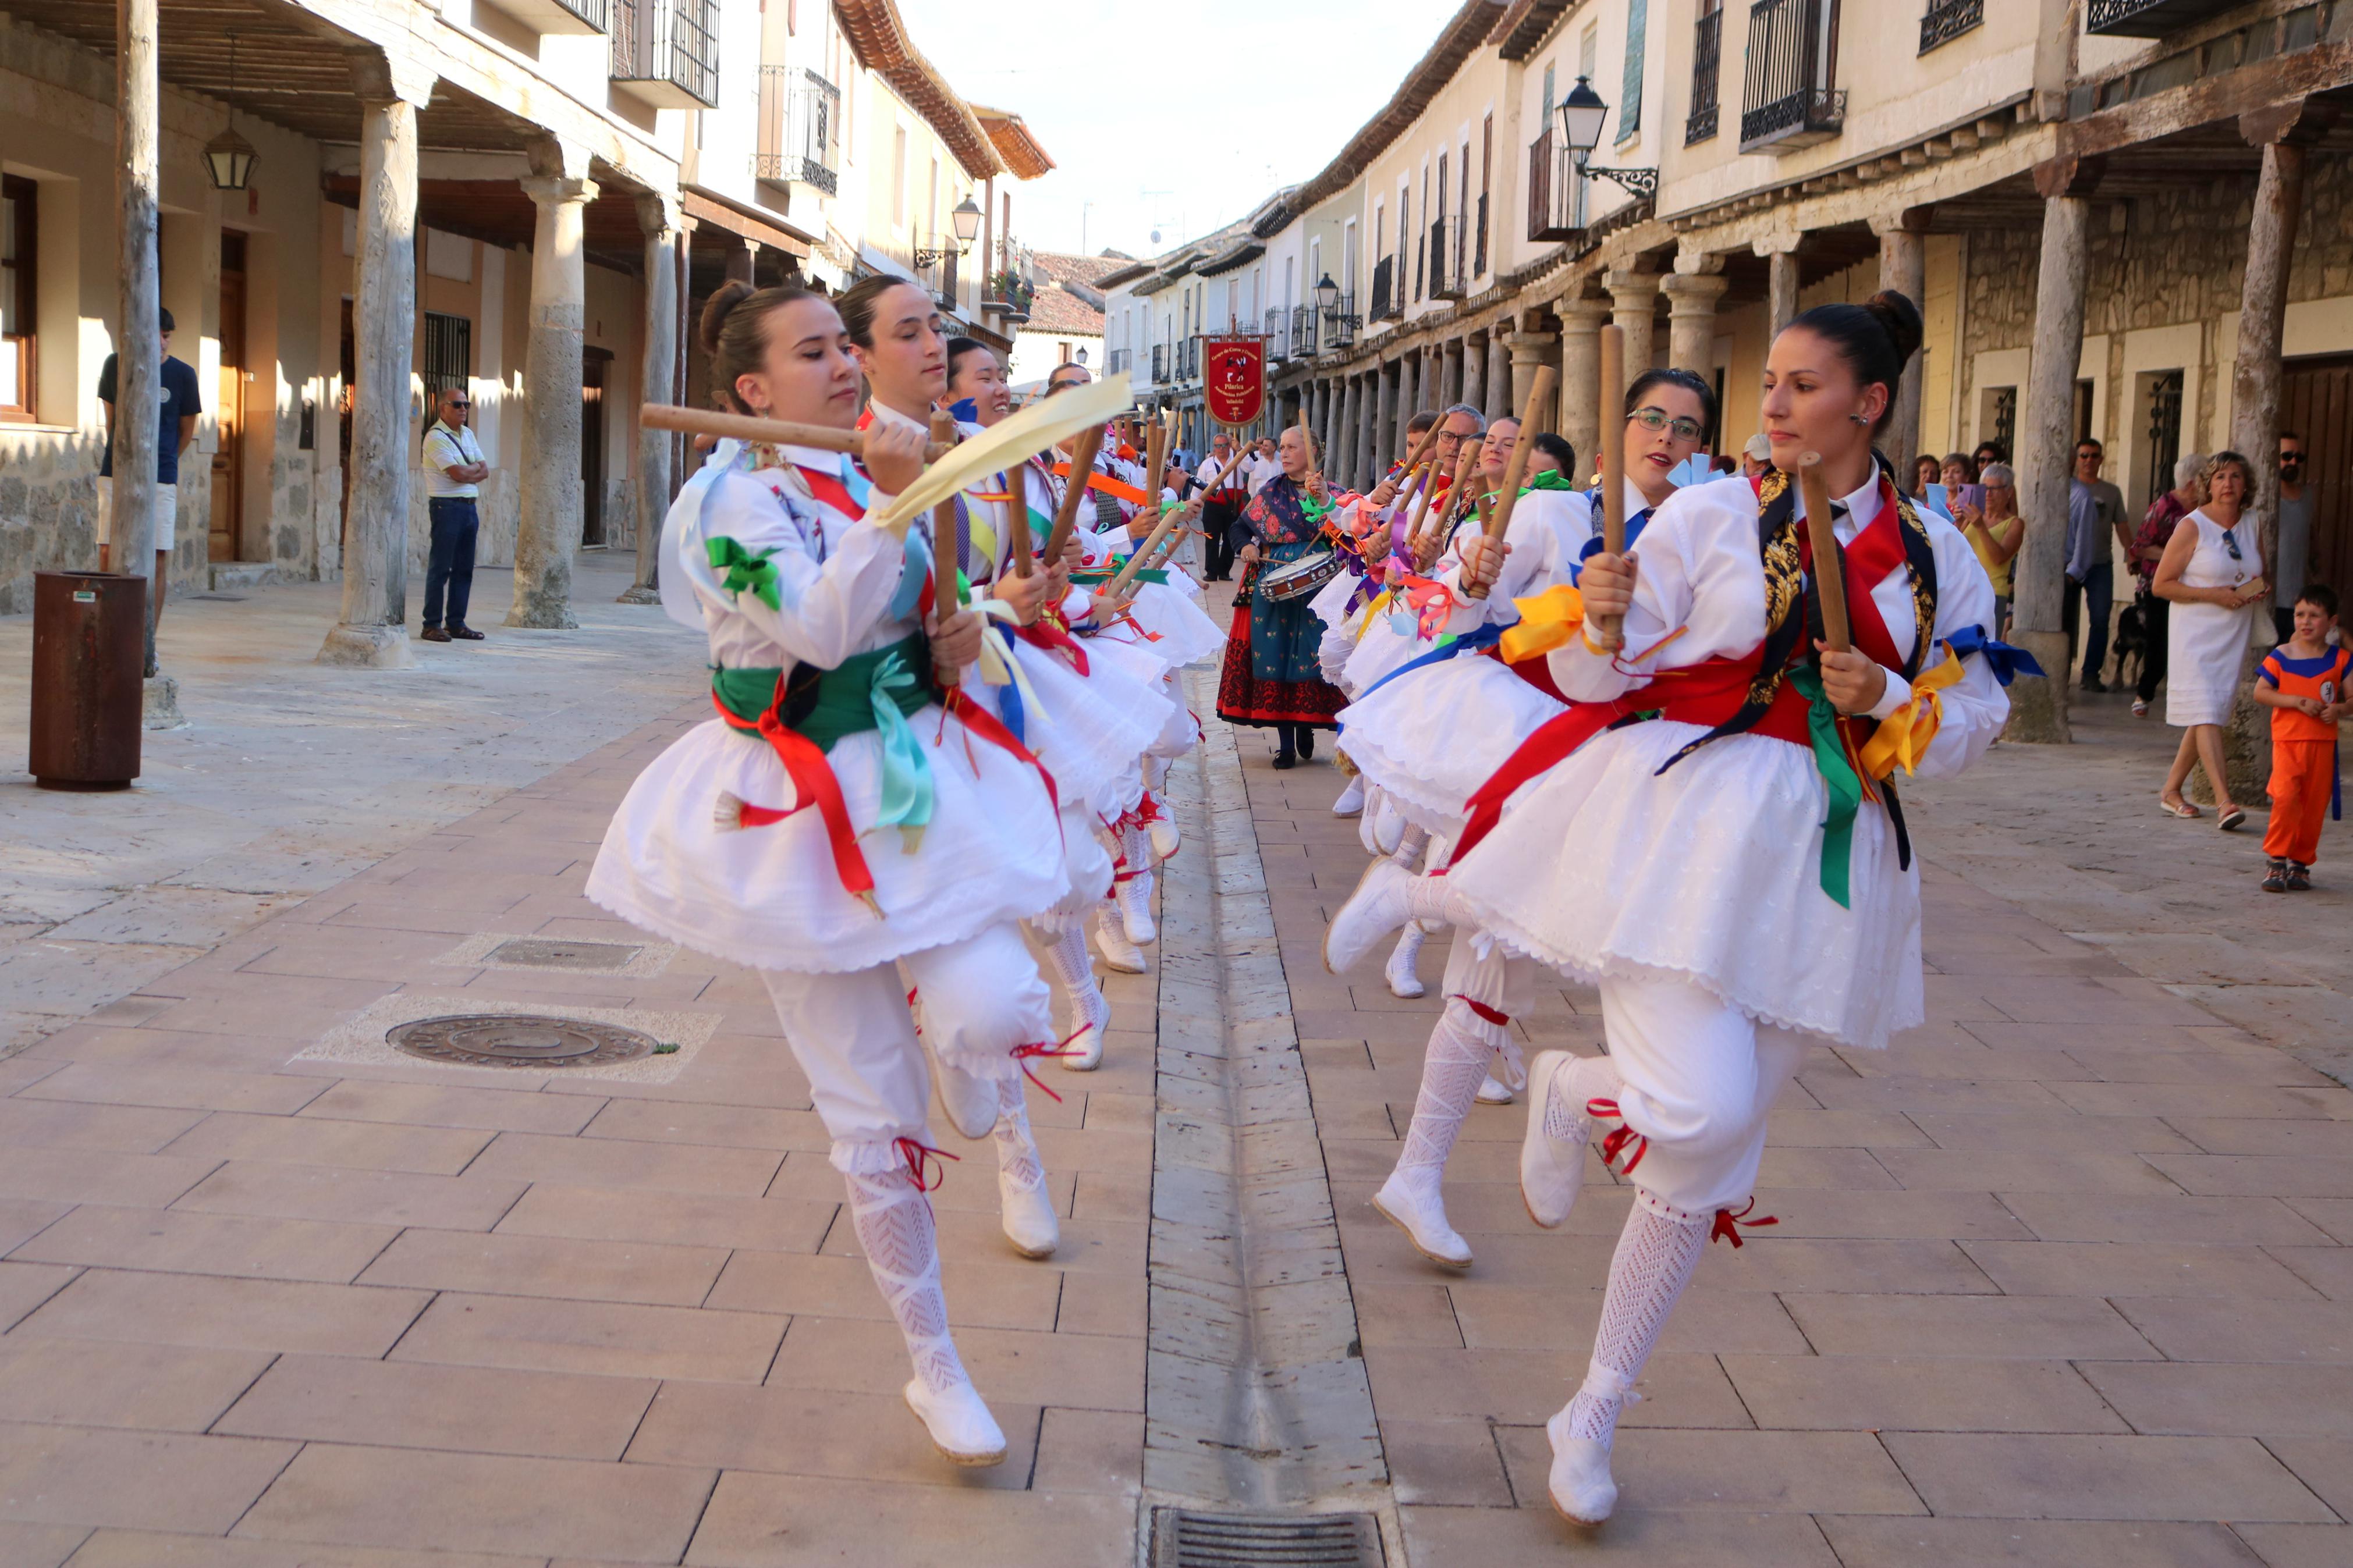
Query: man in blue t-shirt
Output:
[[97, 305, 203, 648]]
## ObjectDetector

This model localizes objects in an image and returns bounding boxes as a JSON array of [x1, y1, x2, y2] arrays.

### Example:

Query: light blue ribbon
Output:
[[867, 643, 934, 841]]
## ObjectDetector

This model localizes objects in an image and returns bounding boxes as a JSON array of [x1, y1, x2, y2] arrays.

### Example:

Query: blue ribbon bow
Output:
[[1946, 624, 2046, 687]]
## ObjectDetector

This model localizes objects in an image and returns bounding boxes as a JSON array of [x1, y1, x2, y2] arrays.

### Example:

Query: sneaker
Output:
[[1148, 817, 1181, 862], [1383, 923, 1428, 999], [1371, 1168, 1472, 1270], [1117, 872, 1158, 945], [904, 1377, 1008, 1467], [2263, 859, 2290, 893], [1543, 1403, 1618, 1524], [1094, 909, 1148, 975], [2288, 861, 2314, 891], [1474, 1073, 1516, 1106], [1332, 775, 1367, 818], [1322, 856, 1416, 976]]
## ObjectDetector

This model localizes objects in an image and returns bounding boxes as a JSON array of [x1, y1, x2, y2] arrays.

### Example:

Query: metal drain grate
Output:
[[486, 937, 646, 972], [388, 1014, 658, 1068], [1149, 1508, 1382, 1567]]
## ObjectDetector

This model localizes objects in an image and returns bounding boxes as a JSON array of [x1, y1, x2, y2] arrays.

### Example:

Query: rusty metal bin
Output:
[[29, 570, 145, 791]]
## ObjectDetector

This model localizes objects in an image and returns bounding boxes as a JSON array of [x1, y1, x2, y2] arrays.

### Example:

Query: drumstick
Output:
[[1592, 326, 1630, 649], [1797, 451, 1849, 653], [640, 403, 949, 461], [1042, 422, 1107, 563], [1464, 365, 1558, 602]]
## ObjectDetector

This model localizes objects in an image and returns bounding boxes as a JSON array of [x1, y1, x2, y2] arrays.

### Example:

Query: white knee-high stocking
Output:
[[992, 1076, 1045, 1190], [1394, 1001, 1498, 1185], [1563, 1195, 1711, 1448], [845, 1169, 970, 1396], [1039, 922, 1110, 1037]]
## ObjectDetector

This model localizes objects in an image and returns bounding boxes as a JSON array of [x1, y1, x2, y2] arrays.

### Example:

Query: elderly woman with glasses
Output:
[[1954, 463, 2024, 635], [2153, 450, 2268, 827]]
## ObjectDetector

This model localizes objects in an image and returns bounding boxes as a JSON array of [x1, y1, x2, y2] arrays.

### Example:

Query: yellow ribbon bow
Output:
[[968, 598, 1046, 720], [1499, 583, 1589, 664], [1858, 643, 1966, 780]]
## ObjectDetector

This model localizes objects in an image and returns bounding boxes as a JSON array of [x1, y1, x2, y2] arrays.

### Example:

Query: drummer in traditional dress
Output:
[[1218, 424, 1348, 766], [1322, 291, 2020, 1523], [586, 280, 1078, 1467]]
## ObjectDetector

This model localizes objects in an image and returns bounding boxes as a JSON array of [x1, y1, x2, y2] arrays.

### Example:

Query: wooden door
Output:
[[2281, 354, 2353, 601], [212, 232, 247, 562], [580, 349, 608, 547]]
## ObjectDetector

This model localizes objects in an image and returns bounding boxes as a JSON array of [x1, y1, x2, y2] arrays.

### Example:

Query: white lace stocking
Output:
[[1122, 826, 1156, 888], [1041, 923, 1111, 1036], [1393, 823, 1430, 866], [1564, 1199, 1709, 1448], [1404, 873, 1456, 926], [1396, 1003, 1497, 1178], [844, 1169, 970, 1396], [992, 1078, 1046, 1193], [1543, 1053, 1624, 1140]]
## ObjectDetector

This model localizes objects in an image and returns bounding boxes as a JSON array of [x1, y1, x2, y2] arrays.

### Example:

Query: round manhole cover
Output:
[[387, 1014, 658, 1069]]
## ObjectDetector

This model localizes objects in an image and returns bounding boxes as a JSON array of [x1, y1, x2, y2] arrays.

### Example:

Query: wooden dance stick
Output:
[[1592, 326, 1630, 649], [1004, 460, 1034, 578], [1418, 447, 1478, 573], [639, 403, 949, 461], [1041, 422, 1108, 563], [1796, 451, 1850, 653], [931, 413, 966, 607], [1108, 497, 1191, 598], [1399, 458, 1441, 551], [1464, 364, 1558, 600]]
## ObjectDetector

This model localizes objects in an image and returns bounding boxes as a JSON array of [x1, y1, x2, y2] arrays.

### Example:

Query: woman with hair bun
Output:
[[584, 280, 1073, 1469], [1322, 291, 2016, 1524]]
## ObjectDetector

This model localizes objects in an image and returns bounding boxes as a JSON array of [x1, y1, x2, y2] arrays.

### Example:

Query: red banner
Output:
[[1202, 337, 1266, 427]]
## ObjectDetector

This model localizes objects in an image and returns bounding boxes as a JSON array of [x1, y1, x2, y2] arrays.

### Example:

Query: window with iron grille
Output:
[[423, 312, 471, 404], [1620, 0, 1648, 143], [1919, 0, 1982, 53], [1687, 2, 1722, 144], [2142, 370, 2183, 507], [0, 176, 34, 421]]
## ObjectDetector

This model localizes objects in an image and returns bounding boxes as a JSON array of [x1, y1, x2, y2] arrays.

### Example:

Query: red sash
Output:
[[1456, 649, 1813, 859], [716, 685, 882, 907], [1017, 609, 1091, 675]]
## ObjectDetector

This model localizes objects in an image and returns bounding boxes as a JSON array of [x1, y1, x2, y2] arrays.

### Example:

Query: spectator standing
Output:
[[420, 386, 489, 642], [2063, 437, 2128, 692], [2128, 451, 2204, 717], [1740, 432, 1773, 479], [1245, 437, 1281, 496], [1197, 431, 1247, 581], [2154, 450, 2267, 828], [1973, 438, 2008, 472], [1910, 454, 1940, 500], [96, 306, 201, 659], [2274, 430, 2313, 645], [1957, 461, 2024, 634]]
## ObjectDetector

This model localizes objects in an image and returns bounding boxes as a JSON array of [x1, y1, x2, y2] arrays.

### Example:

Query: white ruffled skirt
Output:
[[1112, 578, 1226, 669], [1443, 723, 1922, 1051], [1338, 651, 1564, 835], [587, 708, 1073, 975]]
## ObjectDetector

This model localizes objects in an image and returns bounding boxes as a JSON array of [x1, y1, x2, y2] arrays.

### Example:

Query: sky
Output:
[[894, 0, 1458, 263]]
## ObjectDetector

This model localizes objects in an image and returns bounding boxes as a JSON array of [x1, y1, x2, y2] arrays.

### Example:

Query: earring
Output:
[[1850, 413, 1870, 424]]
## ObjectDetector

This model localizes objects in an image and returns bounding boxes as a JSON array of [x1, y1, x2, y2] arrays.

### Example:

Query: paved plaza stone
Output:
[[0, 573, 2347, 1564]]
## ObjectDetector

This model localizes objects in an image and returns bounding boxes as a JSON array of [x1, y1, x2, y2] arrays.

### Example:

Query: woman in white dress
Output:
[[2154, 449, 2267, 829], [1322, 292, 2013, 1524], [585, 282, 1073, 1468]]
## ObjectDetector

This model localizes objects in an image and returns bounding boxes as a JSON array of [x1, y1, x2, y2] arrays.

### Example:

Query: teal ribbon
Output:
[[865, 643, 934, 842], [705, 536, 782, 611], [1788, 664, 1864, 909]]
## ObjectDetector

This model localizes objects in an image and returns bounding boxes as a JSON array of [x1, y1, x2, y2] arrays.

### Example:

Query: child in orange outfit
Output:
[[2255, 584, 2350, 891]]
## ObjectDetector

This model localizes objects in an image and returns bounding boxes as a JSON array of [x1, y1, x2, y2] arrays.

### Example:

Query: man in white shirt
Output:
[[1244, 437, 1281, 496], [1197, 431, 1249, 581], [420, 387, 489, 642]]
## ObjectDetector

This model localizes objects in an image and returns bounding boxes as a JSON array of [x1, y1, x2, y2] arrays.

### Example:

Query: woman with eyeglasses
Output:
[[1322, 291, 2015, 1526], [2153, 450, 2267, 827], [1328, 375, 1713, 1265], [1956, 462, 2024, 635]]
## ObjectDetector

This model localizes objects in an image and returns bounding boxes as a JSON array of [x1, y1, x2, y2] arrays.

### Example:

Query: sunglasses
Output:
[[2223, 528, 2243, 561], [1628, 407, 1704, 443]]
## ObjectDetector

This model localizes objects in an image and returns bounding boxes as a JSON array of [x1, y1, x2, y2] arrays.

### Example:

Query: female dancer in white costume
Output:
[[586, 283, 1074, 1468], [935, 333, 1184, 1072], [1324, 293, 2015, 1522], [1337, 381, 1709, 1264]]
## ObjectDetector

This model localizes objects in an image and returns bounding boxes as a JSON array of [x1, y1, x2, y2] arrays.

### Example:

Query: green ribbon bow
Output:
[[1297, 490, 1336, 529], [1522, 472, 1575, 493], [1788, 664, 1864, 909], [705, 536, 783, 611]]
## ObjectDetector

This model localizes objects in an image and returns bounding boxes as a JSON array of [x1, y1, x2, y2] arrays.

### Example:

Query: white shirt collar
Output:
[[865, 399, 929, 432]]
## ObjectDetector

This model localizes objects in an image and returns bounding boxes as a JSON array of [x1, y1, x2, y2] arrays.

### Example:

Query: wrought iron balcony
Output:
[[1369, 256, 1402, 322], [1322, 292, 1359, 351], [612, 0, 719, 110], [1740, 0, 1844, 154], [1527, 130, 1577, 243], [481, 0, 607, 35], [1107, 347, 1130, 375], [1919, 0, 1982, 52], [1687, 6, 1722, 144], [1428, 216, 1465, 300], [1152, 343, 1168, 382], [1264, 307, 1289, 361], [2085, 0, 2241, 35], [753, 66, 841, 197]]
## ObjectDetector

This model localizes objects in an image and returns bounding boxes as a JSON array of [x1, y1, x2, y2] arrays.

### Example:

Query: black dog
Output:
[[2109, 597, 2150, 694]]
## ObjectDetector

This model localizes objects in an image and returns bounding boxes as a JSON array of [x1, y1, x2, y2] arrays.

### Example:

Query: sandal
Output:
[[2216, 806, 2246, 832], [2158, 795, 2200, 819]]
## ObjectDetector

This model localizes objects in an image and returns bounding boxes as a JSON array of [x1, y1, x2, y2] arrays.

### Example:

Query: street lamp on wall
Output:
[[203, 32, 258, 193], [1555, 76, 1655, 201], [915, 197, 985, 268]]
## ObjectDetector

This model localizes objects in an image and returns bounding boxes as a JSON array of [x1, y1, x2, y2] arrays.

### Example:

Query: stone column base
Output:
[[2000, 631, 2074, 743], [142, 675, 186, 731], [505, 602, 581, 631], [316, 623, 419, 669], [615, 585, 660, 606]]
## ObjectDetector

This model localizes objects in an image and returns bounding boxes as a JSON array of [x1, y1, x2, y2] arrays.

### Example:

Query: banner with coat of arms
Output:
[[1203, 337, 1266, 427]]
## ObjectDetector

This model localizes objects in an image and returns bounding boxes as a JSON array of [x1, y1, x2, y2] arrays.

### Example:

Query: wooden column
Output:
[[1759, 236, 1802, 337], [2007, 162, 2096, 743], [1395, 350, 1419, 456]]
